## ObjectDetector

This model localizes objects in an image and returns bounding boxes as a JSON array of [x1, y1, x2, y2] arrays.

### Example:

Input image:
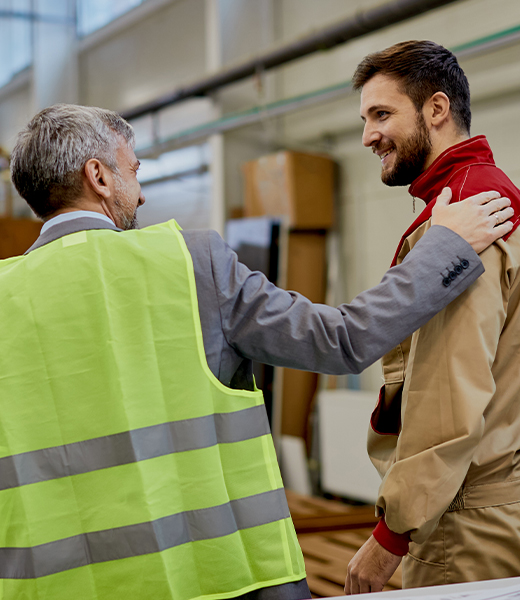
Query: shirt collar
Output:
[[408, 135, 495, 206], [41, 211, 115, 235]]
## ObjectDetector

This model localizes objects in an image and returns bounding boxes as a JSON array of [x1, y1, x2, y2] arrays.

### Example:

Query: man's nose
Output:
[[362, 122, 381, 148], [138, 190, 146, 206]]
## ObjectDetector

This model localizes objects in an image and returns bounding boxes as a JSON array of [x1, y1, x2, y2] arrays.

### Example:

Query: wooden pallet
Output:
[[286, 491, 402, 597], [287, 490, 379, 534]]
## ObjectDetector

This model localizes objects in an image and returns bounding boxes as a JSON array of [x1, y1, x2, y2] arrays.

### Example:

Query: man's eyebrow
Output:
[[360, 104, 393, 121], [366, 104, 393, 114]]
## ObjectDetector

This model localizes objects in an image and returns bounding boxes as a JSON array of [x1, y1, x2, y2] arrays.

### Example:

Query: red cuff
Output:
[[372, 518, 410, 556]]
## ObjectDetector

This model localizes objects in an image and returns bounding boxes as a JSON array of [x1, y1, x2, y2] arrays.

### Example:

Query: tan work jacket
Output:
[[368, 221, 520, 586]]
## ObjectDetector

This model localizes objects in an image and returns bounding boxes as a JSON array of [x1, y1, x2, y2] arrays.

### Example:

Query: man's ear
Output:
[[425, 92, 451, 128], [84, 158, 112, 200]]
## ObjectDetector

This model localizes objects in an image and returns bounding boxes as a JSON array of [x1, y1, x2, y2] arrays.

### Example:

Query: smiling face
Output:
[[110, 138, 145, 230], [360, 73, 432, 186]]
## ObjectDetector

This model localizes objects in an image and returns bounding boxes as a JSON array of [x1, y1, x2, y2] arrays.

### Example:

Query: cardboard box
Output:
[[242, 151, 334, 229], [280, 231, 327, 442]]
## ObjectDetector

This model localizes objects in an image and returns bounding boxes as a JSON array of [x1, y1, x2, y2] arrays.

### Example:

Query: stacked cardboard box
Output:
[[243, 151, 334, 229], [242, 151, 335, 444]]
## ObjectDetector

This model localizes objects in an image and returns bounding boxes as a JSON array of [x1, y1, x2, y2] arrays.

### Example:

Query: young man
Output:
[[346, 41, 520, 594], [0, 103, 511, 600]]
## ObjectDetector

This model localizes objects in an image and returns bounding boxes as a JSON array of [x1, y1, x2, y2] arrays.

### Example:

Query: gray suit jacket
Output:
[[27, 216, 483, 388], [25, 215, 483, 600]]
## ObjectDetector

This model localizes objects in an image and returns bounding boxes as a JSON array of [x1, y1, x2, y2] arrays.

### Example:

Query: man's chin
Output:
[[118, 210, 140, 230], [125, 216, 139, 231], [381, 175, 406, 187], [381, 170, 402, 187], [381, 167, 415, 187]]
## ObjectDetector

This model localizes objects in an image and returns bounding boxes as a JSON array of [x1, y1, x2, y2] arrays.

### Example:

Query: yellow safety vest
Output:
[[0, 220, 305, 600]]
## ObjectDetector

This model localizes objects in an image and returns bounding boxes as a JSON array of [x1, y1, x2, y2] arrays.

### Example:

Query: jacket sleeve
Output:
[[206, 225, 484, 375], [375, 240, 508, 544]]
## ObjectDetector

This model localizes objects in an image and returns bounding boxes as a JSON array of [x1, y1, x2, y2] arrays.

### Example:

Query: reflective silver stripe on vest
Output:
[[0, 488, 289, 579], [0, 405, 269, 491]]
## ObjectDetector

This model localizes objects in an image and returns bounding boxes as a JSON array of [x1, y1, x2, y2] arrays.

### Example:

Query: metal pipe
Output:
[[133, 22, 520, 157], [139, 165, 209, 186], [122, 0, 462, 121], [135, 81, 354, 157]]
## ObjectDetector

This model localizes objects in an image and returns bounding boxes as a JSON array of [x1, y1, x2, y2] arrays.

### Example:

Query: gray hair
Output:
[[11, 103, 135, 219]]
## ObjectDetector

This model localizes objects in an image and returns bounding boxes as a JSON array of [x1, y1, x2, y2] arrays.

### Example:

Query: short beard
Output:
[[119, 211, 139, 231], [113, 172, 139, 230], [382, 112, 432, 187]]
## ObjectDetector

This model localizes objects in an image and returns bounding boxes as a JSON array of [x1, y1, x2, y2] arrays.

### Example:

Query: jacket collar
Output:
[[408, 135, 494, 205], [390, 135, 499, 267], [26, 216, 121, 254]]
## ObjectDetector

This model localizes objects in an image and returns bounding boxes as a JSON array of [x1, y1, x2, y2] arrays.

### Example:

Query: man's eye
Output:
[[378, 111, 389, 119]]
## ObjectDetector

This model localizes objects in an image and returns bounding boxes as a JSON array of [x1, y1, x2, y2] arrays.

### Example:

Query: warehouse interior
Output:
[[0, 0, 519, 595]]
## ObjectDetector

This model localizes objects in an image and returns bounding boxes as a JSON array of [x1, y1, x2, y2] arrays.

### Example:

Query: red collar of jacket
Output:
[[390, 135, 519, 266], [408, 135, 493, 204]]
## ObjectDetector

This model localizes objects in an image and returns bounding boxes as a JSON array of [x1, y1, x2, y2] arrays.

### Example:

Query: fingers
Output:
[[492, 206, 515, 226], [344, 570, 357, 595], [490, 197, 513, 212], [485, 200, 513, 220], [491, 221, 514, 238], [345, 573, 379, 594], [435, 187, 453, 206], [469, 190, 502, 205]]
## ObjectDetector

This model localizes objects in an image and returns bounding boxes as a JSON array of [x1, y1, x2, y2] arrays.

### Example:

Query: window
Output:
[[77, 0, 145, 36], [0, 0, 32, 88]]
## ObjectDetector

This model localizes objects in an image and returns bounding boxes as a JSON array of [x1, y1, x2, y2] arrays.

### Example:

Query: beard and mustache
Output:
[[113, 172, 140, 230], [379, 112, 432, 187]]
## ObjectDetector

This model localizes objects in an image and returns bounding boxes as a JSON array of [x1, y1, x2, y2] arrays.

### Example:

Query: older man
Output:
[[0, 103, 511, 600]]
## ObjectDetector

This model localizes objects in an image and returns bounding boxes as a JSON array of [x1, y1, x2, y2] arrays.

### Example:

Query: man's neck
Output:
[[40, 210, 116, 234], [45, 202, 114, 225], [424, 132, 470, 170]]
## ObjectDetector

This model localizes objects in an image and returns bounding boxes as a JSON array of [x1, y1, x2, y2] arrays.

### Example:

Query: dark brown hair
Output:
[[353, 40, 471, 135]]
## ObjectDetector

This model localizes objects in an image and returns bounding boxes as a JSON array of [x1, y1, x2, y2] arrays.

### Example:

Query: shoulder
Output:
[[180, 229, 245, 300], [180, 229, 234, 274], [181, 229, 231, 259], [449, 164, 520, 203]]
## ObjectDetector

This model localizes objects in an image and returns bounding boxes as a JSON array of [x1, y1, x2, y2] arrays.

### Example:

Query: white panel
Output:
[[279, 435, 312, 496], [319, 389, 381, 504]]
